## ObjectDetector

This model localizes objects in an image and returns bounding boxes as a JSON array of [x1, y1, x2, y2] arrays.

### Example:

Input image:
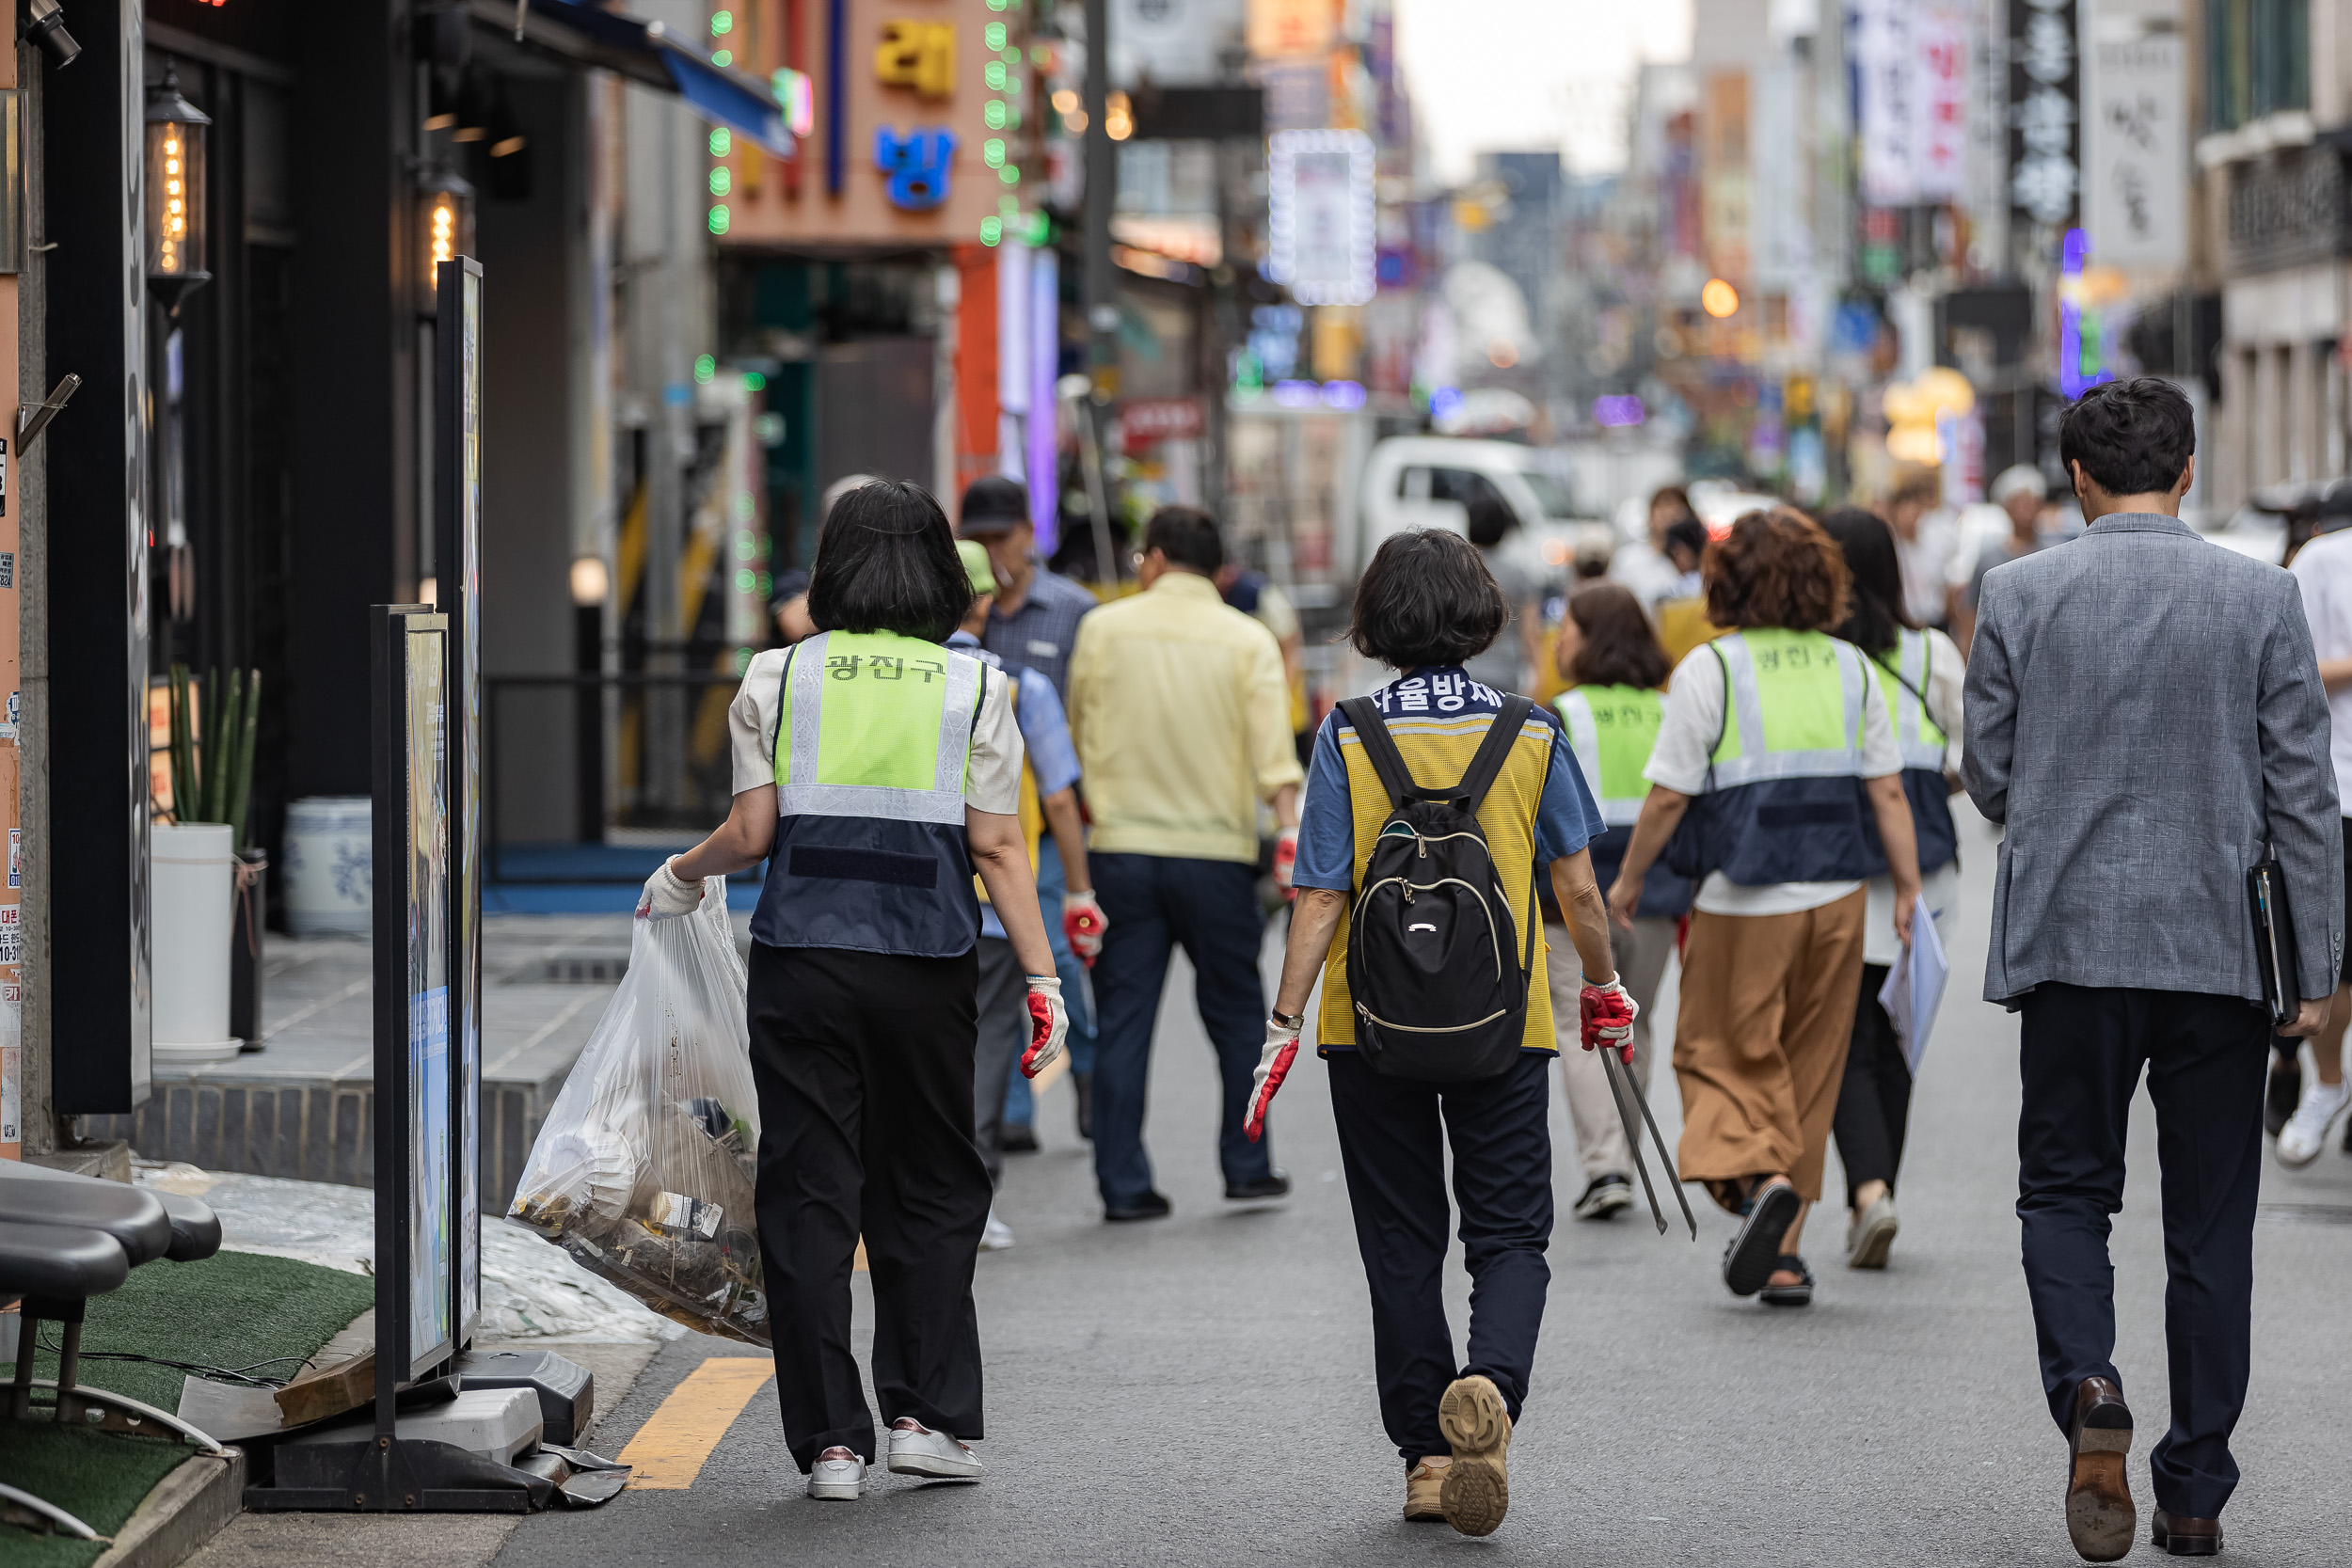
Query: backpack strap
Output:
[[1337, 696, 1424, 808], [1453, 694, 1534, 813]]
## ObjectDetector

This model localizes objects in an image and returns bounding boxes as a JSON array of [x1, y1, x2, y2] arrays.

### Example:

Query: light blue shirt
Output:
[[951, 630, 1080, 939]]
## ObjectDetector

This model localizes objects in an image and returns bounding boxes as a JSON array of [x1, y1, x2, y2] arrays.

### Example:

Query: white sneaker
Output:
[[886, 1418, 983, 1479], [807, 1448, 866, 1500], [2277, 1076, 2351, 1167], [979, 1210, 1016, 1251]]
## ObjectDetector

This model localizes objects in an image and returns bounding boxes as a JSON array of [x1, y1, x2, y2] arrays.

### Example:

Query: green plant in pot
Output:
[[161, 664, 267, 1058]]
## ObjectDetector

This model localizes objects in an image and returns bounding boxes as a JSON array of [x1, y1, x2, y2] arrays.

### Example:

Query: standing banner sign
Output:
[[437, 257, 485, 1347]]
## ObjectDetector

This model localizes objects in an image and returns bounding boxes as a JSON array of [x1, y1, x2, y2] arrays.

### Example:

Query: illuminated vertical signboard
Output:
[[1266, 129, 1375, 308], [435, 258, 485, 1344], [372, 606, 454, 1378]]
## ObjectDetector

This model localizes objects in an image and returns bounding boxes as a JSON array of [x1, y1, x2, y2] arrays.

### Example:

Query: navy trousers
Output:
[[1328, 1049, 1554, 1466], [2017, 983, 2270, 1520], [1089, 851, 1272, 1208]]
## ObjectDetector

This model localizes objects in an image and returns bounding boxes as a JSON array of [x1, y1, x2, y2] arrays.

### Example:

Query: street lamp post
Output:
[[144, 63, 210, 313], [419, 166, 477, 316]]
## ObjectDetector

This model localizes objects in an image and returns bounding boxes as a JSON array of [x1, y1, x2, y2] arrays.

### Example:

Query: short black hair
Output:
[[1143, 505, 1224, 574], [2059, 375, 2196, 498], [1349, 528, 1507, 670], [1467, 496, 1516, 548], [1662, 516, 1708, 565], [1820, 507, 1907, 655], [806, 480, 972, 642]]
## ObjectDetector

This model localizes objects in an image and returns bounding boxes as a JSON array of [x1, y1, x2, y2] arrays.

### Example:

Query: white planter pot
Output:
[[284, 795, 373, 937], [152, 822, 241, 1067]]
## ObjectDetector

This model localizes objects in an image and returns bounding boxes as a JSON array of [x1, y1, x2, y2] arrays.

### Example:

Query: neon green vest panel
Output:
[[1555, 684, 1663, 827]]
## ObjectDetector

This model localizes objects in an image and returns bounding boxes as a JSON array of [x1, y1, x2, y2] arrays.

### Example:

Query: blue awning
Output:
[[479, 0, 795, 158]]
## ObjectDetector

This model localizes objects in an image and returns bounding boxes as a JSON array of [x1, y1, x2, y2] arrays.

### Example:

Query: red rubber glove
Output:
[[1579, 977, 1638, 1064], [1244, 1017, 1302, 1142], [1272, 826, 1298, 899], [1020, 976, 1069, 1078], [1061, 889, 1106, 966]]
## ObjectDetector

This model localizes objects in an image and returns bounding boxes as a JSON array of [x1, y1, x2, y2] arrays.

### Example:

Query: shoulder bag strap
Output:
[[1703, 640, 1729, 794], [1454, 694, 1534, 812], [1336, 696, 1423, 807], [1869, 632, 1931, 712]]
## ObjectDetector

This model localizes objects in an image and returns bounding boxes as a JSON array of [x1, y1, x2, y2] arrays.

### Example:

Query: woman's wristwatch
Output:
[[1269, 1007, 1305, 1031]]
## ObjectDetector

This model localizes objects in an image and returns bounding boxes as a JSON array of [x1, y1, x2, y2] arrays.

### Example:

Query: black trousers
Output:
[[1832, 962, 1912, 1208], [748, 942, 992, 1471], [1089, 852, 1273, 1207], [2017, 984, 2269, 1520], [1328, 1050, 1553, 1466]]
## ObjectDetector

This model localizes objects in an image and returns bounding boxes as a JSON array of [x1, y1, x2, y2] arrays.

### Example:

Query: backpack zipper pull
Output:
[[1417, 836, 1427, 859]]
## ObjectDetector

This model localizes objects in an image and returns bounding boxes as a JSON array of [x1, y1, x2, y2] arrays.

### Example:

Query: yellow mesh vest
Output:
[[1315, 710, 1560, 1053]]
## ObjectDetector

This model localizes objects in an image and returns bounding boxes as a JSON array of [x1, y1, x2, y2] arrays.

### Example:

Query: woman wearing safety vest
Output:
[[1609, 507, 1922, 1309], [1242, 527, 1629, 1540], [1546, 582, 1692, 1221], [639, 481, 1069, 1502], [1820, 509, 1964, 1270]]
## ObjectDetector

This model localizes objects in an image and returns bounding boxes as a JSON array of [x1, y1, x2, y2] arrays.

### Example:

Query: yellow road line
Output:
[[615, 1356, 776, 1490]]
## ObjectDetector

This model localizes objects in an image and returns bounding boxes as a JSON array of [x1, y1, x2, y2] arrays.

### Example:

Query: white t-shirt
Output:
[[728, 643, 1025, 815], [1645, 637, 1903, 917], [1895, 510, 1961, 626], [2291, 529, 2352, 810]]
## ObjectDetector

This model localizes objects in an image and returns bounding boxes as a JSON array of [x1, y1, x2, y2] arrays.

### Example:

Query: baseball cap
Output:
[[958, 540, 997, 596], [959, 475, 1029, 535]]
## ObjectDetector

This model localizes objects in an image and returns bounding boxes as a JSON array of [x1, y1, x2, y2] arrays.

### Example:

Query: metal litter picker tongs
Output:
[[1597, 1044, 1697, 1240]]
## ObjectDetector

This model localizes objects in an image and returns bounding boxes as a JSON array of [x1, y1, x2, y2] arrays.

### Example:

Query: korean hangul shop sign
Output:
[[1120, 397, 1204, 453]]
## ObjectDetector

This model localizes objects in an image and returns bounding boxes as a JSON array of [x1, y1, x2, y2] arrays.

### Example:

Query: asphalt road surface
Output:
[[492, 809, 2352, 1567]]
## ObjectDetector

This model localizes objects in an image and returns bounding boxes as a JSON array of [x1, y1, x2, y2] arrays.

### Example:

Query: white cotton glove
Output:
[[1021, 975, 1070, 1079], [1272, 825, 1299, 896], [1244, 1016, 1303, 1143], [637, 857, 705, 921]]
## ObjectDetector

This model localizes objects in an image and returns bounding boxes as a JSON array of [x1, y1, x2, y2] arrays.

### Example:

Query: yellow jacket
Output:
[[1067, 572, 1305, 863]]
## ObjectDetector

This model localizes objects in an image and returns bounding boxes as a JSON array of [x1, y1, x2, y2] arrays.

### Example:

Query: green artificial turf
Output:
[[2, 1250, 373, 1564]]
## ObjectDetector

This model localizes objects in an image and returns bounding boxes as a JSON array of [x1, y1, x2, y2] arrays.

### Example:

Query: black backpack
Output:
[[1337, 694, 1537, 1084]]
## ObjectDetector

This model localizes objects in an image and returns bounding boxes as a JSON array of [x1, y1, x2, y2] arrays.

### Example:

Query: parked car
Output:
[[1357, 436, 1608, 571]]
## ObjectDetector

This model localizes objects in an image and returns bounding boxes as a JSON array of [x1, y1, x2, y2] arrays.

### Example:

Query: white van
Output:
[[1356, 437, 1599, 572]]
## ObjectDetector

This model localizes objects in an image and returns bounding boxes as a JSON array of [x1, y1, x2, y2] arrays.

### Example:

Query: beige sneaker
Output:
[[1437, 1375, 1513, 1537], [1403, 1457, 1450, 1521]]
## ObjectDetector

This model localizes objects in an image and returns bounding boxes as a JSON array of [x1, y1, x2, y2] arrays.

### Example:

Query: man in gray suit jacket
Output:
[[1964, 377, 2342, 1562]]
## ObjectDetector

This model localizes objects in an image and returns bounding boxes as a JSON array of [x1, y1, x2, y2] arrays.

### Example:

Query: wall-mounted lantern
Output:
[[145, 63, 211, 311], [419, 166, 476, 315]]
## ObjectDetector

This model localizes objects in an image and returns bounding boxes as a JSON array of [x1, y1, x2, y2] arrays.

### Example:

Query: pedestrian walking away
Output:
[[1249, 526, 1626, 1539], [947, 539, 1102, 1251], [1607, 506, 1922, 1309], [1546, 581, 1692, 1222], [1963, 377, 2343, 1561], [1820, 507, 1967, 1271], [1065, 506, 1304, 1222], [2272, 478, 2352, 1167], [640, 480, 1071, 1503]]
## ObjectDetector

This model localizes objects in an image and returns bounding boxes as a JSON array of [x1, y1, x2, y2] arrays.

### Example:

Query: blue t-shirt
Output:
[[1294, 666, 1605, 894], [950, 632, 1080, 940]]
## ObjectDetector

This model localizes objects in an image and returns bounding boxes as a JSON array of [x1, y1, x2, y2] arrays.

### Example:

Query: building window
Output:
[[2207, 0, 2309, 133]]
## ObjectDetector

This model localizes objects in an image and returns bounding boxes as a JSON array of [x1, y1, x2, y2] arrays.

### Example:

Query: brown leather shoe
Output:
[[2152, 1511, 2223, 1557], [2065, 1377, 2136, 1562]]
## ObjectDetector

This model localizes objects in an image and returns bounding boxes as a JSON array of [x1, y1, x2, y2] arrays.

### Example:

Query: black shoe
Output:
[[1721, 1179, 1801, 1298], [2265, 1057, 2303, 1138], [1224, 1169, 1291, 1201], [2150, 1510, 2221, 1557], [1073, 1071, 1093, 1141], [1757, 1254, 1814, 1307], [1572, 1174, 1634, 1221], [1001, 1123, 1040, 1154], [1104, 1191, 1172, 1222]]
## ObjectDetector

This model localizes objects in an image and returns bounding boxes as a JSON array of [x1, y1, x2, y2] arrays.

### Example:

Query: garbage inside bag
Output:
[[509, 880, 770, 1346]]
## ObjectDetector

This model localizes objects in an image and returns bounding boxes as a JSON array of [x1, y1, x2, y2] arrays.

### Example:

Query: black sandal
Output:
[[1758, 1254, 1815, 1308], [1720, 1180, 1801, 1297]]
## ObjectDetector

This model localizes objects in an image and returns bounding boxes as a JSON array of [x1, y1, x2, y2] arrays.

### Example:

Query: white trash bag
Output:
[[508, 879, 770, 1346]]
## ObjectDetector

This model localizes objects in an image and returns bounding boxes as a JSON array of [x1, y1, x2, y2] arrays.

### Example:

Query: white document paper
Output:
[[1878, 896, 1951, 1075]]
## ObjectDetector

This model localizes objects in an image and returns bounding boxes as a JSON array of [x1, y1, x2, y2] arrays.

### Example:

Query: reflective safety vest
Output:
[[751, 629, 989, 957], [1674, 627, 1879, 887], [1554, 684, 1692, 917], [1866, 627, 1958, 874]]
